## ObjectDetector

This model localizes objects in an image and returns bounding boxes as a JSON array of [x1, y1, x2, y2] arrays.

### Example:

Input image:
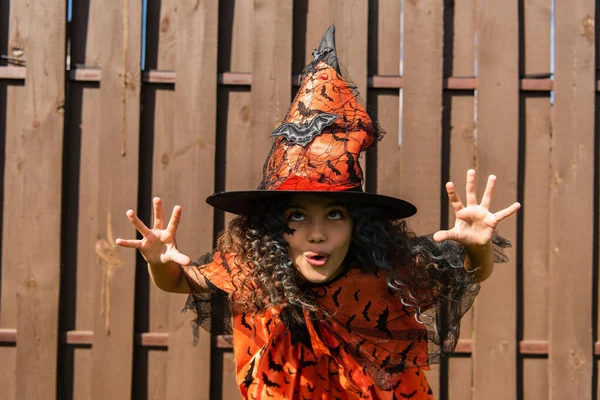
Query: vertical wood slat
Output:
[[473, 0, 519, 398], [163, 1, 219, 400], [222, 0, 254, 203], [71, 84, 101, 400], [302, 1, 369, 102], [250, 0, 293, 184], [369, 0, 401, 198], [400, 1, 444, 395], [550, 0, 595, 398], [12, 0, 66, 398], [446, 0, 477, 396], [89, 0, 142, 398], [146, 0, 178, 397], [0, 81, 25, 400], [70, 2, 103, 398], [219, 0, 253, 391], [521, 0, 552, 399], [0, 1, 32, 399]]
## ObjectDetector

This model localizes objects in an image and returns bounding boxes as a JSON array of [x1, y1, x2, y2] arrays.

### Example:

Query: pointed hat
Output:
[[207, 25, 416, 219]]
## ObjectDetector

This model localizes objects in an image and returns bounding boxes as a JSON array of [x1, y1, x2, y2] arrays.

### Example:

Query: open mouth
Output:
[[305, 253, 329, 266]]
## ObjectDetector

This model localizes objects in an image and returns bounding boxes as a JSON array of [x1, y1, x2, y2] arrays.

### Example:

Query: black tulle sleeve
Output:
[[181, 252, 234, 345], [388, 233, 512, 363]]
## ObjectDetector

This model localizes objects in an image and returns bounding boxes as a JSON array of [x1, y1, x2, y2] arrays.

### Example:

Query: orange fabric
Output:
[[197, 254, 434, 400], [260, 61, 376, 192]]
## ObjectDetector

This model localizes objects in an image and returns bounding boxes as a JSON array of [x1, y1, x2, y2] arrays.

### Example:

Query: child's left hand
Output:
[[432, 169, 521, 247]]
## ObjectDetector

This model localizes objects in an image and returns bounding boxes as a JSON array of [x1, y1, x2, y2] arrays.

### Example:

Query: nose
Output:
[[307, 221, 327, 243]]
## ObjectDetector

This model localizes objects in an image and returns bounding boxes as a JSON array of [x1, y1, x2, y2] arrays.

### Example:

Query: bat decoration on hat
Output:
[[270, 113, 339, 146]]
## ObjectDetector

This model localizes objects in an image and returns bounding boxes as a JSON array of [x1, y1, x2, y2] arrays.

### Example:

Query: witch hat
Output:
[[207, 25, 416, 219]]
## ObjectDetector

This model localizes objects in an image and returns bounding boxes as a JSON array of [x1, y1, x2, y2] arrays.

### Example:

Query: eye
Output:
[[287, 211, 305, 222], [327, 209, 345, 220]]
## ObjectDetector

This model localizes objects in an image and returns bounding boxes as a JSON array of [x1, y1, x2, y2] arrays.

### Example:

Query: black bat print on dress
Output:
[[261, 372, 281, 388], [332, 287, 342, 307], [362, 301, 372, 321], [375, 306, 393, 338], [267, 351, 284, 372]]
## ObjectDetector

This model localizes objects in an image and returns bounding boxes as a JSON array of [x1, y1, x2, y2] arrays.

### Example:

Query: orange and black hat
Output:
[[207, 25, 416, 219]]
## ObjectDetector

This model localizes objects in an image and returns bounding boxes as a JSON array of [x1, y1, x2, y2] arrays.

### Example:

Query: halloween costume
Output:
[[183, 26, 511, 399]]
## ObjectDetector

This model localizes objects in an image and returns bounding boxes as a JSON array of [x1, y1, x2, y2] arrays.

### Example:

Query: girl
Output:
[[117, 26, 519, 399]]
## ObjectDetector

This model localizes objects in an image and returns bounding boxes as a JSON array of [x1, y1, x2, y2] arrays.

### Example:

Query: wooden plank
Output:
[[87, 0, 142, 398], [0, 66, 26, 79], [221, 0, 292, 388], [234, 0, 292, 191], [0, 80, 26, 400], [53, 67, 595, 92], [400, 0, 444, 396], [445, 0, 476, 397], [71, 82, 100, 400], [2, 330, 561, 354], [145, 0, 177, 71], [448, 358, 473, 400], [68, 2, 110, 398], [520, 340, 549, 355], [549, 0, 595, 398], [8, 0, 66, 398], [217, 2, 253, 392], [0, 5, 31, 400], [303, 1, 368, 98], [400, 0, 444, 232], [521, 1, 552, 399], [68, 2, 107, 398], [158, 2, 219, 400], [221, 352, 242, 399], [145, 0, 179, 398], [473, 0, 519, 398], [447, 90, 476, 399], [221, 0, 253, 231], [473, 1, 519, 400], [368, 0, 401, 198]]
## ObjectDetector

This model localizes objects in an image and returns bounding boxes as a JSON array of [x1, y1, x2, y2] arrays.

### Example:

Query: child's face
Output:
[[283, 194, 353, 284]]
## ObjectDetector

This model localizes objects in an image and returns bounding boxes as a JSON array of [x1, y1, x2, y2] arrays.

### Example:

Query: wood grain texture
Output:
[[221, 0, 253, 230], [71, 83, 100, 400], [10, 0, 66, 398], [399, 0, 444, 235], [0, 81, 26, 400], [145, 0, 179, 397], [161, 2, 219, 400], [473, 0, 519, 398], [69, 6, 106, 398], [248, 0, 293, 187], [368, 0, 401, 198], [446, 0, 476, 395], [400, 0, 444, 394], [218, 4, 254, 392], [549, 0, 595, 398], [521, 1, 552, 399], [0, 2, 31, 399], [88, 0, 142, 397]]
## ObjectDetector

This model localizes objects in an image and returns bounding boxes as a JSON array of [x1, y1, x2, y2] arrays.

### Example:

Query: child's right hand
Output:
[[116, 197, 191, 267]]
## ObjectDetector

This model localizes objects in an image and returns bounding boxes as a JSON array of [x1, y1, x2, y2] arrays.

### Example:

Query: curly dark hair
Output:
[[214, 195, 477, 333]]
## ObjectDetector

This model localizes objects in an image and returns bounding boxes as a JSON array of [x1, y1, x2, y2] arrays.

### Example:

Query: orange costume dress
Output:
[[181, 240, 509, 400]]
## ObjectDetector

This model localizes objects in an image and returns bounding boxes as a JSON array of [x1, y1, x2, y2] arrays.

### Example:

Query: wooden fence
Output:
[[0, 0, 597, 399]]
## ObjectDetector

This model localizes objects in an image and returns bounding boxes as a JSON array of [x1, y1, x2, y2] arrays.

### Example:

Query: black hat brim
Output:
[[206, 190, 417, 220]]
